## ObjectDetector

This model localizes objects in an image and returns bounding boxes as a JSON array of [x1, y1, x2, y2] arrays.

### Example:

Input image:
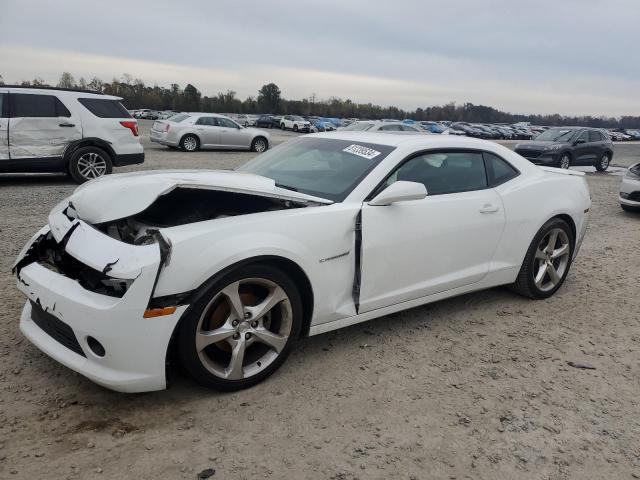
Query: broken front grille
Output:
[[30, 300, 85, 357]]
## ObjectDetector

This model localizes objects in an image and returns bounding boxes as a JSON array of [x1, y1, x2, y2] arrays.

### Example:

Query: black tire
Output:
[[177, 263, 303, 391], [293, 124, 299, 132], [68, 146, 113, 184], [180, 134, 200, 152], [595, 153, 611, 172], [250, 136, 268, 153], [621, 204, 640, 213], [510, 218, 575, 299], [558, 154, 571, 169], [281, 123, 286, 130]]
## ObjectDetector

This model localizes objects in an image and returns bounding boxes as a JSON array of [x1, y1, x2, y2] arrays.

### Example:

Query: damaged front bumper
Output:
[[14, 205, 186, 393]]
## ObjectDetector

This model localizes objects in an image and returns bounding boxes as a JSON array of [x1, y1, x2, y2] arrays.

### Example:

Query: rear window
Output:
[[168, 113, 190, 123], [10, 93, 70, 117], [78, 98, 131, 118]]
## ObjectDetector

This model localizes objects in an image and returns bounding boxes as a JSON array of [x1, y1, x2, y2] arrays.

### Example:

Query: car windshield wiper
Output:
[[275, 183, 298, 192]]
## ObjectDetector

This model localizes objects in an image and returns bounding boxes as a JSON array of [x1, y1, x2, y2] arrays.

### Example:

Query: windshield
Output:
[[534, 128, 574, 142], [237, 137, 396, 201], [168, 113, 190, 123], [342, 122, 375, 131]]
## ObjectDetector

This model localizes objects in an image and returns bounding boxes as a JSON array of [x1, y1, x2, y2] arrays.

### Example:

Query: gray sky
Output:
[[1, 0, 638, 116]]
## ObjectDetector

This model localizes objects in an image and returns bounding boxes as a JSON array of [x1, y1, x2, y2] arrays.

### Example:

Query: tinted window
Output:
[[384, 151, 487, 195], [483, 152, 518, 186], [238, 137, 396, 201], [218, 117, 239, 128], [196, 116, 217, 126], [78, 98, 130, 118], [576, 131, 589, 143], [588, 130, 602, 142], [0, 93, 5, 118], [10, 93, 70, 117], [380, 124, 402, 131]]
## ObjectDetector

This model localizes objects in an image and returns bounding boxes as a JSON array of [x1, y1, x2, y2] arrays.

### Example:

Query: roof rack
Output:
[[0, 85, 104, 95]]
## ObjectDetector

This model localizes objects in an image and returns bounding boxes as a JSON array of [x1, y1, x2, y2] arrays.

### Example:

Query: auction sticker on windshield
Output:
[[343, 144, 382, 160]]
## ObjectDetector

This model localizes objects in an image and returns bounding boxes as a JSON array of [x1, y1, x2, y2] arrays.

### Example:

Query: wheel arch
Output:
[[163, 255, 315, 383], [179, 132, 201, 146], [63, 138, 115, 164], [552, 213, 577, 246], [252, 135, 269, 148]]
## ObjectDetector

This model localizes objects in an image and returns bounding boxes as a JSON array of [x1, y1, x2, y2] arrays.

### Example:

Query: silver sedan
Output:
[[150, 113, 270, 152], [340, 120, 428, 134]]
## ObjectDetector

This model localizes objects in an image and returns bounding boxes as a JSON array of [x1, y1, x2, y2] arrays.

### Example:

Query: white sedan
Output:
[[14, 132, 591, 392]]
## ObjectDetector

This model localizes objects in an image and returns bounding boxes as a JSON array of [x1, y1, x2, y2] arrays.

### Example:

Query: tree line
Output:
[[1, 72, 638, 128]]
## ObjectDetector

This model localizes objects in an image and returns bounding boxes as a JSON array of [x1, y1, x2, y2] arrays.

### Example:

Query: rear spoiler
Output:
[[539, 166, 585, 177]]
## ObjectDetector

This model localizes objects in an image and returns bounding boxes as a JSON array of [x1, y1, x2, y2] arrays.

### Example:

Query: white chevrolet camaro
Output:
[[14, 132, 591, 392]]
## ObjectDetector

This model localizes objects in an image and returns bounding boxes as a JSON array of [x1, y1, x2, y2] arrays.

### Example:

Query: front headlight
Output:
[[626, 164, 640, 179], [543, 144, 563, 151]]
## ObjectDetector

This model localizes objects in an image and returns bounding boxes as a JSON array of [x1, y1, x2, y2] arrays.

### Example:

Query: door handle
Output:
[[479, 203, 499, 213], [59, 123, 75, 127]]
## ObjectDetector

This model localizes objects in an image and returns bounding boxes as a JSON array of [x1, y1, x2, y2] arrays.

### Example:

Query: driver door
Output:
[[358, 150, 505, 313]]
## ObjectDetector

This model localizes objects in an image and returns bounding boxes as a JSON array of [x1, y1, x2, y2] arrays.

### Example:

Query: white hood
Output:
[[70, 170, 333, 224]]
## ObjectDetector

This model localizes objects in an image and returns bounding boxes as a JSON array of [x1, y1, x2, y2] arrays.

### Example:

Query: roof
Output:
[[0, 85, 104, 95], [307, 130, 501, 149]]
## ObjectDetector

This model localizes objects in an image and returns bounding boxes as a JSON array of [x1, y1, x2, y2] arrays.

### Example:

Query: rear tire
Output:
[[68, 146, 113, 183], [595, 153, 610, 171], [180, 134, 200, 152], [510, 218, 574, 299], [177, 264, 303, 391]]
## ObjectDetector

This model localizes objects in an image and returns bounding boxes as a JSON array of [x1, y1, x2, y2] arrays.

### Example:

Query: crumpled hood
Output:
[[69, 170, 332, 224]]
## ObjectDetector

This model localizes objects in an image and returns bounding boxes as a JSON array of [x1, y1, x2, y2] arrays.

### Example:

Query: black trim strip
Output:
[[352, 210, 362, 314]]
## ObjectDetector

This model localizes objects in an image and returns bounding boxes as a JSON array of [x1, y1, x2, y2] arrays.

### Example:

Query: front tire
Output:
[[559, 154, 571, 169], [293, 124, 299, 132], [281, 123, 286, 130], [180, 134, 200, 152], [177, 264, 303, 391], [595, 153, 610, 171], [510, 218, 574, 299], [250, 137, 268, 153], [68, 146, 113, 183]]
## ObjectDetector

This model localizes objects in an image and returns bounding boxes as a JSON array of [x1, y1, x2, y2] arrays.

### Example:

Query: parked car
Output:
[[256, 115, 280, 129], [622, 129, 640, 140], [280, 115, 311, 132], [310, 118, 335, 132], [619, 162, 640, 212], [0, 86, 143, 182], [234, 114, 251, 127], [341, 121, 424, 134], [515, 127, 614, 170], [150, 113, 269, 152], [13, 132, 590, 392]]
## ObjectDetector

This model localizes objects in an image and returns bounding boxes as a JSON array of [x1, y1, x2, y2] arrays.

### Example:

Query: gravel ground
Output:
[[1, 124, 639, 479]]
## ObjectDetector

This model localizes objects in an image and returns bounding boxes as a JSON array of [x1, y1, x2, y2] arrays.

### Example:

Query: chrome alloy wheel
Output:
[[195, 278, 292, 380], [559, 155, 570, 169], [183, 136, 198, 151], [533, 228, 571, 292], [600, 154, 610, 169], [253, 138, 267, 152], [77, 152, 108, 179]]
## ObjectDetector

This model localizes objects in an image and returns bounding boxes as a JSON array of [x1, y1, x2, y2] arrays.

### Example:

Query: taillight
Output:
[[120, 121, 139, 137], [164, 124, 170, 133]]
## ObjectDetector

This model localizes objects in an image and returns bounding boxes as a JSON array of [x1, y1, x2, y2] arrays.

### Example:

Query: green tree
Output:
[[258, 83, 281, 113]]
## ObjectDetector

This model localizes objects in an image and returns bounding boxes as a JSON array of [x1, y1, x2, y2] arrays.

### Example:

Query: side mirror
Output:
[[368, 181, 427, 206]]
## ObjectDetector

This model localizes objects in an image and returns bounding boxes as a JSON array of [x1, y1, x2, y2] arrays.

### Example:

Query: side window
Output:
[[483, 152, 519, 186], [384, 151, 487, 196], [54, 98, 71, 117], [576, 131, 589, 143], [196, 117, 216, 126], [588, 130, 602, 142], [0, 93, 6, 118], [10, 93, 59, 117], [218, 118, 238, 128], [401, 125, 419, 132], [380, 124, 402, 131]]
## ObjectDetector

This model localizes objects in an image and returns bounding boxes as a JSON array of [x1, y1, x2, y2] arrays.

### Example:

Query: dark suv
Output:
[[515, 127, 613, 171]]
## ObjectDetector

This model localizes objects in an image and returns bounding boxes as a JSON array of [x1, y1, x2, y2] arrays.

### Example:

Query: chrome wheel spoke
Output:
[[221, 282, 245, 320], [196, 325, 236, 352], [547, 264, 560, 285], [225, 339, 246, 380], [246, 286, 287, 320], [535, 248, 547, 260], [551, 244, 569, 259], [534, 263, 547, 288], [252, 328, 287, 353], [545, 230, 558, 253]]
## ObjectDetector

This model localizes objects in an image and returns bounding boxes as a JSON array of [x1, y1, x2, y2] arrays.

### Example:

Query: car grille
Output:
[[30, 300, 85, 357], [515, 149, 542, 159]]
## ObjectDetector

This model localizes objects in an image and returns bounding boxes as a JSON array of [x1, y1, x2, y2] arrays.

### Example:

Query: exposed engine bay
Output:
[[95, 187, 306, 245]]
